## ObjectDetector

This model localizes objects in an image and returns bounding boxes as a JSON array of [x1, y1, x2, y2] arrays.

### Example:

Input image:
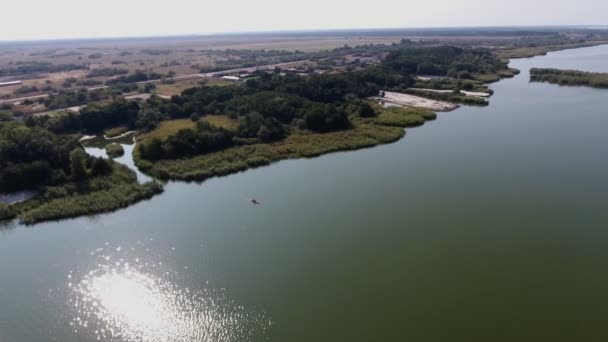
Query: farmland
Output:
[[2, 27, 607, 115]]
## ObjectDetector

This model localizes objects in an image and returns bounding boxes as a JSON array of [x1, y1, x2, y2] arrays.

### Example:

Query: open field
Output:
[[153, 77, 232, 96], [0, 27, 606, 123], [137, 115, 238, 144], [136, 119, 197, 143], [2, 28, 606, 104], [207, 37, 404, 51], [201, 115, 238, 131]]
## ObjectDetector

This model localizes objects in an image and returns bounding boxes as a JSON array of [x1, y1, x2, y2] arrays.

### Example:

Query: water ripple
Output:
[[67, 245, 270, 342]]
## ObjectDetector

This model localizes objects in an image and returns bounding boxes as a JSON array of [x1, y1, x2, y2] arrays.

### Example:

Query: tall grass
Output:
[[11, 163, 163, 225], [19, 182, 162, 224]]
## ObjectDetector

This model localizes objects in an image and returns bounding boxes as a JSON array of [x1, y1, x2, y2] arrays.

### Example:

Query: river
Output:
[[1, 45, 608, 342]]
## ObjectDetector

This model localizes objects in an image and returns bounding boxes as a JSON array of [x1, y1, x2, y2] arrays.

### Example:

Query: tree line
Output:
[[383, 46, 509, 79], [26, 45, 508, 166], [0, 122, 113, 192]]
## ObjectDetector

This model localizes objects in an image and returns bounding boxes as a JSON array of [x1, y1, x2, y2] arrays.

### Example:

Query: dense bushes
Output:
[[0, 203, 16, 221], [43, 89, 100, 110], [139, 121, 233, 160], [237, 112, 286, 142], [19, 182, 162, 224], [105, 70, 162, 85], [357, 102, 377, 117], [79, 99, 140, 132], [5, 160, 163, 224], [303, 103, 350, 132], [0, 123, 79, 192], [38, 98, 142, 134], [530, 68, 608, 88], [384, 46, 509, 77], [0, 62, 85, 77]]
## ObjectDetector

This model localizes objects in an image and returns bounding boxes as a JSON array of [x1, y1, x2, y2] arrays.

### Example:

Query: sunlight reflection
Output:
[[68, 246, 269, 342]]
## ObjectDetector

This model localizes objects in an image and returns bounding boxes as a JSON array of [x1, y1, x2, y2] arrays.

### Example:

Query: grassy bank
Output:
[[8, 163, 163, 225], [530, 68, 608, 88], [134, 106, 434, 181]]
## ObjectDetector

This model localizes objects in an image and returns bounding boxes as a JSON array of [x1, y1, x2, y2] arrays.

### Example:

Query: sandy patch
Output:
[[374, 91, 459, 112], [410, 88, 491, 97]]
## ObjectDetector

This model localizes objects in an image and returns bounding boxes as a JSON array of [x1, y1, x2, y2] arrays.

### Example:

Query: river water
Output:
[[1, 45, 608, 342]]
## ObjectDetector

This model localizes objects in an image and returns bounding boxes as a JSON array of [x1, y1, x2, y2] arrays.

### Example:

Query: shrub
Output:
[[0, 203, 15, 221], [105, 144, 124, 158], [358, 102, 377, 118]]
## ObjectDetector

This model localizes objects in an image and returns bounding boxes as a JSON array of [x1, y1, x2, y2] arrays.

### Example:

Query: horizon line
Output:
[[1, 24, 607, 44]]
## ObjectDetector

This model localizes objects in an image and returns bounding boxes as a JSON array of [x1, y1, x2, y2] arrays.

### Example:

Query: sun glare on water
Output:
[[67, 247, 269, 342]]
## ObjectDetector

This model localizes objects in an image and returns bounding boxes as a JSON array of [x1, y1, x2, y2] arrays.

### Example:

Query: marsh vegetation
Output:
[[530, 68, 608, 88], [0, 122, 162, 224]]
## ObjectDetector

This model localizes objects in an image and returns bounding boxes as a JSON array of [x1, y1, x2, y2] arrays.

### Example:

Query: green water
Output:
[[1, 45, 608, 342]]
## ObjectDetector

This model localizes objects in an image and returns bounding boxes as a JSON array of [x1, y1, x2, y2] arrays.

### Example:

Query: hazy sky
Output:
[[2, 0, 606, 41]]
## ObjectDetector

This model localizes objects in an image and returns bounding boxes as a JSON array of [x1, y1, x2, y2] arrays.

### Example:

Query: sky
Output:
[[2, 0, 607, 41]]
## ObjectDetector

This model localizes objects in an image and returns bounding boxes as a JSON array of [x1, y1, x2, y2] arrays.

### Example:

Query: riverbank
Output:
[[3, 162, 163, 225], [134, 105, 436, 181], [3, 44, 586, 225]]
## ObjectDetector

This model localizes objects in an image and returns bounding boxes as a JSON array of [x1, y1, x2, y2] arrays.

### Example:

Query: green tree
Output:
[[0, 203, 15, 221], [140, 137, 164, 160], [70, 149, 88, 181], [257, 117, 285, 142], [91, 157, 113, 177], [358, 102, 376, 118]]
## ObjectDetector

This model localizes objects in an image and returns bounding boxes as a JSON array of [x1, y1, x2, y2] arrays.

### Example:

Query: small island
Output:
[[105, 143, 125, 158], [530, 68, 608, 88]]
